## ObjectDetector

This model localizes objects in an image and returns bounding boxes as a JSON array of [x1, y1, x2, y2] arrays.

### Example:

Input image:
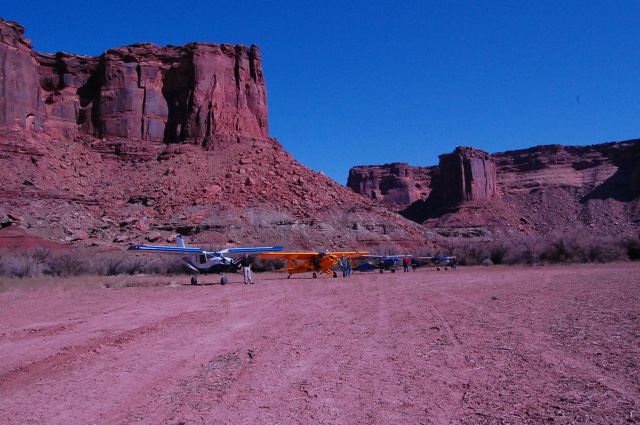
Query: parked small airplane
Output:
[[259, 250, 368, 278], [354, 255, 412, 273], [128, 235, 283, 285], [411, 255, 458, 271]]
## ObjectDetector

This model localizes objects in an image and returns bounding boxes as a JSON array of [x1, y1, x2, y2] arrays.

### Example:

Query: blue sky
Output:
[[4, 1, 640, 182]]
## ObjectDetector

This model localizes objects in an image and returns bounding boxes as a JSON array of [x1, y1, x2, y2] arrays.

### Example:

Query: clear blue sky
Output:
[[4, 1, 640, 182]]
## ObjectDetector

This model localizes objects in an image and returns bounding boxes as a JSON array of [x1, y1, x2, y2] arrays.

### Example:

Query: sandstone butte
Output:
[[348, 143, 640, 240], [0, 18, 431, 252]]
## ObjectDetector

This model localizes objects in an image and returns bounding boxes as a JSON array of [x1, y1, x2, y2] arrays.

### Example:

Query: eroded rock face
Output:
[[437, 147, 498, 206], [0, 20, 42, 131], [347, 163, 435, 210], [0, 19, 268, 144], [349, 141, 640, 237]]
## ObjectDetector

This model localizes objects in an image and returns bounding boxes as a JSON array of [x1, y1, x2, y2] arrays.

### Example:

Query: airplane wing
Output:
[[128, 244, 205, 255], [331, 251, 369, 257], [360, 254, 411, 258], [259, 251, 318, 259], [218, 246, 284, 255], [128, 245, 283, 256]]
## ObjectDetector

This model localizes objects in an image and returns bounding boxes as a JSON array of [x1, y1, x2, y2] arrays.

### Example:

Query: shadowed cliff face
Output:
[[347, 163, 436, 210], [0, 19, 268, 145]]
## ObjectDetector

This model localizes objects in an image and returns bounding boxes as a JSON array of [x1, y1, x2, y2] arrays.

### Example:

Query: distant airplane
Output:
[[128, 235, 283, 285], [259, 250, 368, 278], [411, 255, 457, 271], [354, 255, 412, 273]]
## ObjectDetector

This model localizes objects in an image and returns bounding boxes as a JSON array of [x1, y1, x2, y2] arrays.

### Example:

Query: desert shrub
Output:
[[622, 237, 640, 260], [460, 245, 485, 266], [114, 256, 146, 275], [489, 243, 509, 265], [585, 240, 626, 263], [540, 239, 574, 263], [0, 253, 36, 278], [538, 236, 628, 264], [46, 253, 89, 277], [98, 254, 126, 276], [252, 257, 286, 272], [0, 249, 55, 278]]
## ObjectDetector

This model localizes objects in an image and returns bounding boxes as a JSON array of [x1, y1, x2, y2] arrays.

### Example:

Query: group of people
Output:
[[339, 256, 354, 277]]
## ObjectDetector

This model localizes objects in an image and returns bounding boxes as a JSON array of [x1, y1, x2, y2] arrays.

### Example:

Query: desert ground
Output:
[[0, 264, 639, 424]]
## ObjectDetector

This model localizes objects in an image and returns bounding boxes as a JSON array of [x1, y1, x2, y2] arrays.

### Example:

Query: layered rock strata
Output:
[[349, 141, 640, 236], [347, 163, 435, 210], [0, 19, 268, 145]]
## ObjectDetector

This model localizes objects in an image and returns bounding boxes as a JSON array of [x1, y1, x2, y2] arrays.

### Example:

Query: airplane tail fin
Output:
[[176, 235, 186, 248]]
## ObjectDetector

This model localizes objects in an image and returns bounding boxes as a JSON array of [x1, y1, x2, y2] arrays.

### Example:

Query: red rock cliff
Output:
[[437, 147, 499, 206], [0, 19, 268, 145], [347, 163, 435, 210]]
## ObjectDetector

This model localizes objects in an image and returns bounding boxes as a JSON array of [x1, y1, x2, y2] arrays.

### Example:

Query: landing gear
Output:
[[332, 271, 338, 278], [391, 269, 396, 273], [312, 272, 318, 278], [190, 275, 198, 285], [379, 269, 384, 274], [287, 274, 292, 279], [220, 275, 228, 285]]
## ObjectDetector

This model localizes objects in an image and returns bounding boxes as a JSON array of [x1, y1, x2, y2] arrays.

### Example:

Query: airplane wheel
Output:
[[312, 272, 318, 278], [333, 271, 338, 278], [379, 269, 384, 274], [287, 274, 291, 279], [220, 276, 228, 285], [191, 276, 197, 285], [391, 269, 396, 273], [445, 267, 449, 271], [437, 267, 441, 271]]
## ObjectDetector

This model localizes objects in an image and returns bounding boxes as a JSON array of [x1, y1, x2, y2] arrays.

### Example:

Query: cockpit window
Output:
[[199, 254, 207, 264]]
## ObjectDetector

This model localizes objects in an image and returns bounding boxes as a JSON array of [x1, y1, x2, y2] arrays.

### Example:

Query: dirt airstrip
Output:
[[1, 264, 639, 424]]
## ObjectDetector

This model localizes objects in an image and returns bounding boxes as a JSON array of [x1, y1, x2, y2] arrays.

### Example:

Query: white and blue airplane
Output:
[[128, 235, 283, 285]]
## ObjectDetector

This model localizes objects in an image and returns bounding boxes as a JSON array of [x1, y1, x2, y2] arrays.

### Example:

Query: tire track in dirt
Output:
[[0, 320, 87, 343], [426, 283, 640, 422], [430, 286, 640, 407], [114, 293, 288, 424], [0, 310, 211, 393]]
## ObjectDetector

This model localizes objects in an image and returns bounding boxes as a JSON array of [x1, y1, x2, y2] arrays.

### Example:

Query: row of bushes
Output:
[[0, 249, 288, 279], [1, 236, 638, 278], [0, 249, 186, 279], [439, 236, 640, 266]]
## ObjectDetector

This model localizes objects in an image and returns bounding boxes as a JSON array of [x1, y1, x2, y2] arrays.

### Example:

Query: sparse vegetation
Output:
[[0, 249, 186, 279]]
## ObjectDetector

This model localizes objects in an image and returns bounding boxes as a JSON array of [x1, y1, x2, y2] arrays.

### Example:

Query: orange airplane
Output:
[[259, 250, 368, 278]]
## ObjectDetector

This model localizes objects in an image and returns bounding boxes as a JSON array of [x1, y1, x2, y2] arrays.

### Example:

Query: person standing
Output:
[[347, 256, 353, 277], [242, 254, 254, 284], [340, 256, 348, 278], [403, 256, 411, 272]]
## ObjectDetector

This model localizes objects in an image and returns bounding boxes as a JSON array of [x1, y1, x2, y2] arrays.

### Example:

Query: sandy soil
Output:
[[1, 264, 639, 424]]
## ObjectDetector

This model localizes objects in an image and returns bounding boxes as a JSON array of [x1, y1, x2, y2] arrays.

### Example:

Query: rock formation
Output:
[[436, 147, 498, 206], [0, 19, 268, 145], [0, 18, 431, 251], [349, 141, 640, 238], [347, 163, 435, 210]]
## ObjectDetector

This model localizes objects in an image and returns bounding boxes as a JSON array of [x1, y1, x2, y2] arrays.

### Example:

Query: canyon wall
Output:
[[347, 163, 435, 210], [0, 19, 268, 145], [348, 141, 640, 235], [347, 147, 498, 210]]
